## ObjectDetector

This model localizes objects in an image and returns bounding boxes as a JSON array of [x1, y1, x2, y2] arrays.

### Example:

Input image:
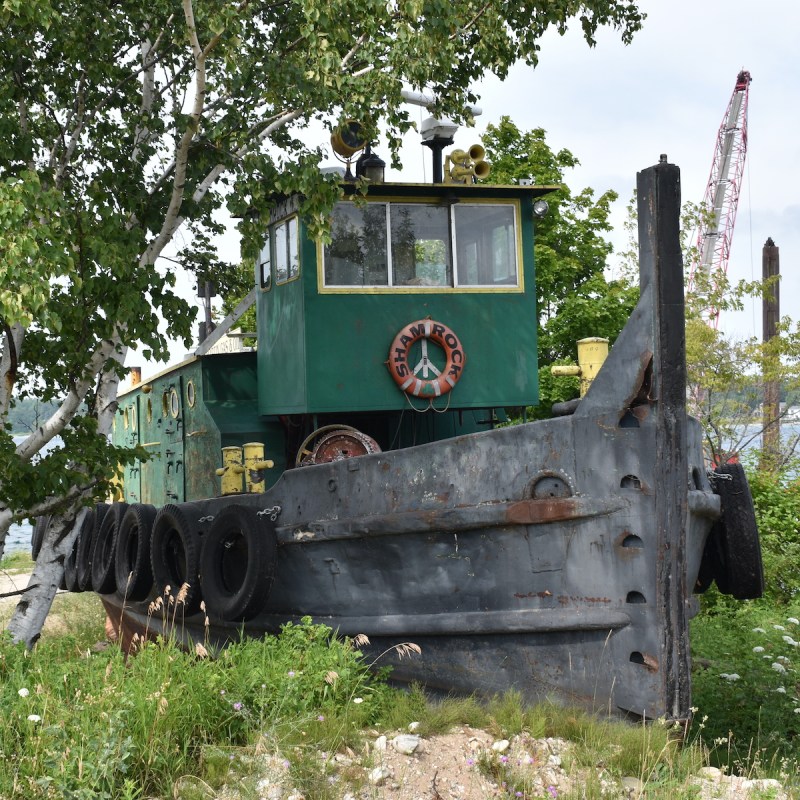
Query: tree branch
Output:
[[15, 333, 124, 461]]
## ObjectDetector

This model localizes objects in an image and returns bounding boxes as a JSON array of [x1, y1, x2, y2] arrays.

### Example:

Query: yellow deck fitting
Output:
[[551, 337, 609, 396]]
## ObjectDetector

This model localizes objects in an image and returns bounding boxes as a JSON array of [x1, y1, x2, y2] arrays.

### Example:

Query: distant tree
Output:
[[620, 199, 800, 469], [480, 117, 639, 416]]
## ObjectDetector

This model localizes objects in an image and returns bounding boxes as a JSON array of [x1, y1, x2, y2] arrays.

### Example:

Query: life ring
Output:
[[387, 319, 465, 398]]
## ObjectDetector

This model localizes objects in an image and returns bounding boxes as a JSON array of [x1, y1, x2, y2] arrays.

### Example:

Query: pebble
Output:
[[392, 734, 421, 755], [368, 765, 392, 785], [621, 776, 644, 796], [408, 721, 421, 732], [374, 735, 388, 751], [491, 739, 510, 752]]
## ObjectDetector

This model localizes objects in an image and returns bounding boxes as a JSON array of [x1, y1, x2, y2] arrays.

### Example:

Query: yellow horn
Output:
[[473, 160, 491, 179], [468, 144, 486, 161]]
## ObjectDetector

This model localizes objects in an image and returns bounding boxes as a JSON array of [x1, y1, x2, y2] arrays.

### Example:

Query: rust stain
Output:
[[513, 590, 553, 599], [642, 653, 659, 672], [556, 595, 612, 605], [506, 498, 583, 524]]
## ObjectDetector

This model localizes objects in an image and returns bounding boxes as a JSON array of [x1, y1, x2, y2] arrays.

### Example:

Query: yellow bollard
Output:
[[215, 446, 245, 495], [551, 337, 609, 396], [243, 442, 275, 493]]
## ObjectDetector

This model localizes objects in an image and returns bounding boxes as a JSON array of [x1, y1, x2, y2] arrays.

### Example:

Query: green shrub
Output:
[[749, 469, 800, 605], [0, 617, 393, 799], [690, 601, 800, 767]]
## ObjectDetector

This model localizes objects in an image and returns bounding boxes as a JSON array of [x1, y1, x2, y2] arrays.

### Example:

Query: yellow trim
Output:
[[316, 197, 524, 295], [186, 379, 196, 408]]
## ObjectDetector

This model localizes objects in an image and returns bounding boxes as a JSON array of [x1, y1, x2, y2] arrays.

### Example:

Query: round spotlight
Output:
[[533, 199, 549, 218]]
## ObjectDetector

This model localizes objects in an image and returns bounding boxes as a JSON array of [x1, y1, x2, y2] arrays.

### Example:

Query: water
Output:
[[6, 519, 32, 556], [4, 435, 53, 557]]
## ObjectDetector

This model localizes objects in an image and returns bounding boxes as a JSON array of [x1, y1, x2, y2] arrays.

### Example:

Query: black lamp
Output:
[[355, 145, 386, 183]]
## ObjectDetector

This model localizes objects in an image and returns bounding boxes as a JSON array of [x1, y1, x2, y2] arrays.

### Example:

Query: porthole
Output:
[[186, 380, 196, 408], [130, 404, 137, 431], [123, 408, 129, 429], [146, 397, 153, 423], [170, 387, 180, 418], [162, 391, 169, 417]]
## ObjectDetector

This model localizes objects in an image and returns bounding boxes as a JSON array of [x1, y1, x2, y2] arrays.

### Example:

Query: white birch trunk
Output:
[[5, 344, 128, 646], [7, 508, 86, 648]]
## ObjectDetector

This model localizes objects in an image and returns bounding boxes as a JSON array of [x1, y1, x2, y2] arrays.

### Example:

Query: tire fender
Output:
[[91, 503, 129, 595], [150, 503, 204, 615], [701, 463, 764, 600], [199, 505, 277, 622], [115, 504, 158, 601]]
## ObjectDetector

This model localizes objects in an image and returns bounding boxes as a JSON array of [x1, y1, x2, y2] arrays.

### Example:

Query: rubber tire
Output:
[[63, 510, 94, 592], [150, 504, 203, 615], [115, 504, 157, 601], [199, 505, 277, 622], [76, 504, 109, 591], [31, 515, 50, 560], [708, 463, 765, 600], [91, 503, 129, 594]]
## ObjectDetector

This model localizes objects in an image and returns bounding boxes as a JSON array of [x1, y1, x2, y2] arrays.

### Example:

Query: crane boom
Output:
[[689, 70, 751, 326]]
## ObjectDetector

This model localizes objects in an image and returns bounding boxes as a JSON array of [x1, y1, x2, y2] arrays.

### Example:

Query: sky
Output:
[[142, 0, 800, 372]]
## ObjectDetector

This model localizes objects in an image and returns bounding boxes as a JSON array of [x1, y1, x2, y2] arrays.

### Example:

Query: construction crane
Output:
[[688, 69, 752, 327]]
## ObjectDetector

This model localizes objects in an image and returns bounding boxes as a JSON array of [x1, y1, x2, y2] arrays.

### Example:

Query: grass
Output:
[[0, 593, 796, 800], [0, 550, 34, 572]]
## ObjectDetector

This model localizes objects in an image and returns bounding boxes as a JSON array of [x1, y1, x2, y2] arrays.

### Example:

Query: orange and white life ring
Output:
[[387, 319, 465, 398]]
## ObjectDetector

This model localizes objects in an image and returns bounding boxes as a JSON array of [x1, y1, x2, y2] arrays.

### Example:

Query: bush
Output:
[[0, 617, 392, 799]]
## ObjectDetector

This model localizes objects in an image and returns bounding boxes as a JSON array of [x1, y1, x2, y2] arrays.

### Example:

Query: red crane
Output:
[[688, 70, 752, 326]]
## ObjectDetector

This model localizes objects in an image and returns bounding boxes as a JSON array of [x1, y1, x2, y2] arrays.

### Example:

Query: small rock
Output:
[[491, 739, 510, 753], [286, 793, 305, 800], [697, 766, 723, 781], [392, 734, 421, 755], [373, 735, 388, 751], [368, 766, 392, 785], [620, 776, 644, 796], [548, 754, 562, 767], [743, 778, 784, 792], [408, 721, 421, 732]]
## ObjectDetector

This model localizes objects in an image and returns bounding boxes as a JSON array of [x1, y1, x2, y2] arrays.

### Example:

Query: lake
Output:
[[5, 435, 58, 557]]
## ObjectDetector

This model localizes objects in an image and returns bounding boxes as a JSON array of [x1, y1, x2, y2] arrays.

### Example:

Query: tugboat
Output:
[[62, 130, 762, 720]]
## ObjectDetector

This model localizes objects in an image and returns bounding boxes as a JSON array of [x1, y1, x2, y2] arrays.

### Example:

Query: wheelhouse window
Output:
[[257, 216, 299, 289], [275, 217, 299, 284], [257, 231, 271, 289], [454, 204, 517, 286], [324, 203, 388, 286], [390, 204, 451, 287], [322, 200, 519, 289]]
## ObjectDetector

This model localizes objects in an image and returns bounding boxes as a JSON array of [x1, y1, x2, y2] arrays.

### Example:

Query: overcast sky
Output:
[[145, 0, 800, 370]]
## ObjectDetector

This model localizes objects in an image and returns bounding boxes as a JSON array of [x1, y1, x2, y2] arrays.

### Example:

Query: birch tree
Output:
[[0, 0, 644, 645]]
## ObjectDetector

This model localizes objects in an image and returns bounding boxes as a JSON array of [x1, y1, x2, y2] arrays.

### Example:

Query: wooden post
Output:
[[761, 238, 780, 470]]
